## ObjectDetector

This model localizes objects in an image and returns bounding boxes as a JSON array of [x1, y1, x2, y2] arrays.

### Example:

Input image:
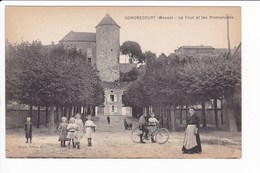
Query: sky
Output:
[[5, 6, 241, 56]]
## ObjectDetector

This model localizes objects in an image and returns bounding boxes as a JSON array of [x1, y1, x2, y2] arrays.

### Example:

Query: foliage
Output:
[[119, 67, 139, 82], [6, 41, 104, 107], [123, 52, 241, 110], [120, 41, 143, 63]]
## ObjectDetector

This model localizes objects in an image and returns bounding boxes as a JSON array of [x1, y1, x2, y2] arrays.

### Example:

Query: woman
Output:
[[182, 108, 202, 154]]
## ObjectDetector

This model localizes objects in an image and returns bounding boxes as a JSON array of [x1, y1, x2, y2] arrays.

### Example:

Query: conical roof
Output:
[[96, 13, 120, 28]]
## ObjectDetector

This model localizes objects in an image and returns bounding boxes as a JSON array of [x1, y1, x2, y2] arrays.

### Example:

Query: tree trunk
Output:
[[45, 107, 48, 126], [221, 99, 224, 124], [36, 106, 40, 128], [145, 106, 150, 116], [160, 107, 163, 128], [29, 104, 33, 118], [49, 106, 55, 134], [68, 106, 72, 119], [201, 102, 207, 128], [63, 106, 67, 117], [185, 105, 188, 124], [170, 105, 177, 131], [214, 98, 219, 128], [180, 105, 183, 124], [224, 97, 238, 132], [56, 106, 60, 123]]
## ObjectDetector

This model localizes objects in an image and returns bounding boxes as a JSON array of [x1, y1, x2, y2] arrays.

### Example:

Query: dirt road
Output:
[[6, 116, 241, 158]]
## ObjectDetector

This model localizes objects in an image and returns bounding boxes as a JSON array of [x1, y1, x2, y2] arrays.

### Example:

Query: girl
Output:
[[67, 117, 77, 148], [84, 115, 96, 147], [74, 113, 83, 149], [58, 117, 68, 147]]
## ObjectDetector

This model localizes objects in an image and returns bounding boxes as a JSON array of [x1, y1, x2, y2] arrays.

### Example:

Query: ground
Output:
[[6, 116, 241, 158]]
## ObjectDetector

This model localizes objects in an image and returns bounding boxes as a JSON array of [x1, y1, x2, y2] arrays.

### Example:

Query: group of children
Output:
[[24, 113, 96, 148], [58, 113, 96, 148]]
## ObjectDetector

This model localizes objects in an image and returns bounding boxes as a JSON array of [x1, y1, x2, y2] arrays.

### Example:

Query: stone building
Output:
[[60, 13, 133, 117]]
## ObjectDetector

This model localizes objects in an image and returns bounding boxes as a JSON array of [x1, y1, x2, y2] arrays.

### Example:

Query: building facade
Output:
[[60, 14, 132, 116]]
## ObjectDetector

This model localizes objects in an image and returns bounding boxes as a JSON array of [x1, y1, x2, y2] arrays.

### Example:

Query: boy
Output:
[[85, 115, 96, 147], [24, 117, 33, 143], [148, 113, 159, 143]]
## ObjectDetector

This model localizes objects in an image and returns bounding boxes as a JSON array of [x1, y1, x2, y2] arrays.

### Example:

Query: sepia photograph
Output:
[[5, 6, 241, 159]]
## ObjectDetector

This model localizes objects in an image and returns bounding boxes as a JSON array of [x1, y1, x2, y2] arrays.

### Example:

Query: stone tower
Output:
[[96, 14, 120, 82]]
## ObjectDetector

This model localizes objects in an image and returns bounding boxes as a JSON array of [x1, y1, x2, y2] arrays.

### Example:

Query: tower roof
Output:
[[96, 13, 120, 28]]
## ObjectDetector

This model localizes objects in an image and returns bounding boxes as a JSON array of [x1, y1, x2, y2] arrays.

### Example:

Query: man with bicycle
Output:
[[138, 112, 149, 143]]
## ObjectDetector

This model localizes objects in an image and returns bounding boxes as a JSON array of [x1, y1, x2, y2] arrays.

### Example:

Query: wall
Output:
[[61, 41, 96, 65]]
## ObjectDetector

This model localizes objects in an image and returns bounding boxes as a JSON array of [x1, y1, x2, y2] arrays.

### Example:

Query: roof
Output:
[[101, 82, 130, 90], [96, 13, 120, 28], [60, 31, 96, 42], [180, 45, 215, 49]]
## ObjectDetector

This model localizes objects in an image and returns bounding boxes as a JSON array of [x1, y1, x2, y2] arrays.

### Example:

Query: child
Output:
[[67, 117, 77, 148], [74, 113, 83, 149], [84, 115, 96, 147], [148, 113, 159, 143], [58, 117, 68, 147], [24, 117, 33, 143]]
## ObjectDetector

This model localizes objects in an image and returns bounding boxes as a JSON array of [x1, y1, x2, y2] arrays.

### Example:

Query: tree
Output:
[[119, 67, 139, 82], [120, 41, 143, 63], [6, 41, 104, 131]]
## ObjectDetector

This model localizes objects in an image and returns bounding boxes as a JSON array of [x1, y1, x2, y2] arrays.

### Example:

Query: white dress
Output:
[[75, 119, 84, 141], [85, 120, 96, 138], [67, 123, 77, 139]]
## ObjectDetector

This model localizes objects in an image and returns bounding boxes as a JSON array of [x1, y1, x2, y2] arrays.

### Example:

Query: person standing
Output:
[[67, 117, 77, 148], [107, 116, 110, 124], [148, 113, 159, 143], [182, 108, 202, 154], [58, 117, 68, 147], [85, 115, 96, 147], [74, 113, 84, 149], [138, 112, 149, 143], [24, 117, 33, 143]]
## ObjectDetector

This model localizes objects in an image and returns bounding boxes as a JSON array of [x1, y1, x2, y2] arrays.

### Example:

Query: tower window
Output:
[[111, 49, 113, 52], [88, 58, 91, 63], [112, 106, 115, 112], [110, 95, 115, 102]]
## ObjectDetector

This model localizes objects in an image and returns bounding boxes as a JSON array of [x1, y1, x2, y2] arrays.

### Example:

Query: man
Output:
[[138, 112, 149, 143]]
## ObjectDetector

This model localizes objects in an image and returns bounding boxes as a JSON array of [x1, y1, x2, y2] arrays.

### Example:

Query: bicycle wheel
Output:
[[131, 127, 142, 143], [155, 128, 169, 144]]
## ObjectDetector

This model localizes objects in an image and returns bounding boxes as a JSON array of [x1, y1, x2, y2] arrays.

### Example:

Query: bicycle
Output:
[[131, 124, 169, 144]]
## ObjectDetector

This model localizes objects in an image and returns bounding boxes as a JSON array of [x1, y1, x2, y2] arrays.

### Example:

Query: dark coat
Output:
[[24, 122, 32, 138]]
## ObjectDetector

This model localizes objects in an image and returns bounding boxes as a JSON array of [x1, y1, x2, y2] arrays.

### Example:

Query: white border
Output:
[[1, 1, 260, 173]]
